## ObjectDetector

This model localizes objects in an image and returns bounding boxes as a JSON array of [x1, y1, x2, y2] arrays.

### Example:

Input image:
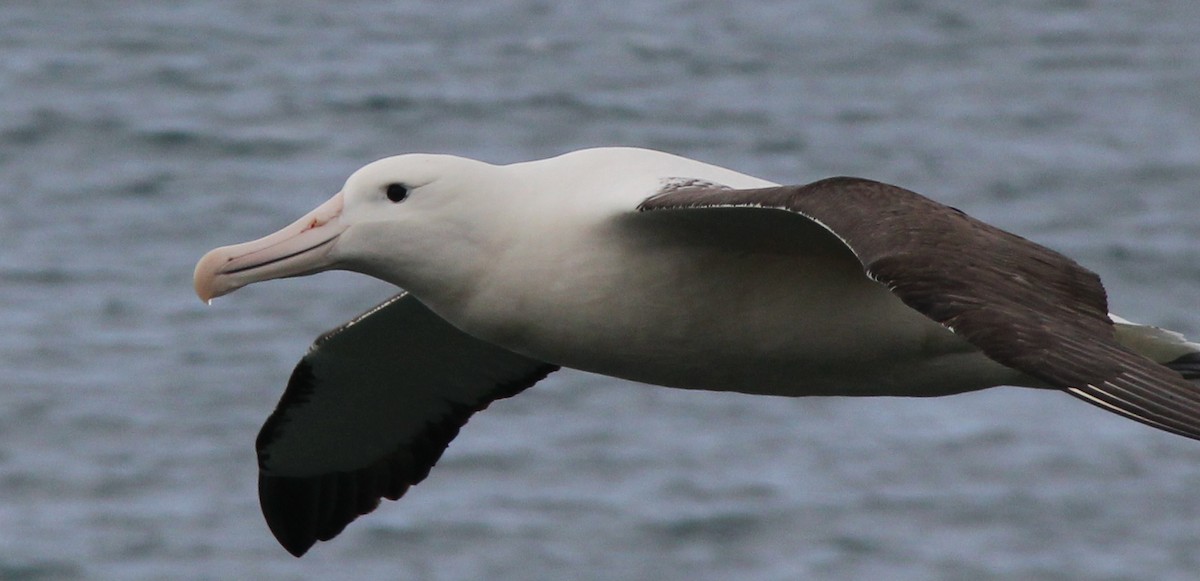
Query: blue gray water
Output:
[[3, 1, 1200, 579]]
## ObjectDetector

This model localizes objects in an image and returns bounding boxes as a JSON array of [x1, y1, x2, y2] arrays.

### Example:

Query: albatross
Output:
[[193, 147, 1200, 556]]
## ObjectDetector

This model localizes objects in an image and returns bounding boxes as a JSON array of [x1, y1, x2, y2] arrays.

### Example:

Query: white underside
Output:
[[467, 216, 1032, 397]]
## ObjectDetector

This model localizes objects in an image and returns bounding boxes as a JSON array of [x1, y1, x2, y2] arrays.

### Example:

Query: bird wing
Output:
[[639, 177, 1200, 440], [255, 292, 558, 556]]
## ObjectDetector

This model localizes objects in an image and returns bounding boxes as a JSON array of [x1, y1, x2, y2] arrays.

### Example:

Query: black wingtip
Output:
[[281, 538, 312, 558], [260, 475, 318, 557], [1062, 343, 1200, 442]]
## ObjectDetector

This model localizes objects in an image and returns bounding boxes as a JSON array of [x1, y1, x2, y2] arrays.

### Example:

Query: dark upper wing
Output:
[[255, 293, 558, 556], [639, 177, 1200, 440]]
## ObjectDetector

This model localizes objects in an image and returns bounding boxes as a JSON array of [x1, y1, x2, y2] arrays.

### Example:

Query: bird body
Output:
[[340, 149, 1024, 397]]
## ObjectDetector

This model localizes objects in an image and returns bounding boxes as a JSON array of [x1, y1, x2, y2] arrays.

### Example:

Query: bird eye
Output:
[[385, 183, 409, 203]]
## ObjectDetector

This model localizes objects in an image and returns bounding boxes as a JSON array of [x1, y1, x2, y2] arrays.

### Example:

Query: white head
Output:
[[193, 153, 503, 303]]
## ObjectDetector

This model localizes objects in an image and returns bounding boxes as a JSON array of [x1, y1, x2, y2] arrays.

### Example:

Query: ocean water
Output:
[[2, 0, 1200, 579]]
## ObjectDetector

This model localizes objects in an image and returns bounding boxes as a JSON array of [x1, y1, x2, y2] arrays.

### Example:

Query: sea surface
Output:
[[3, 1, 1200, 579]]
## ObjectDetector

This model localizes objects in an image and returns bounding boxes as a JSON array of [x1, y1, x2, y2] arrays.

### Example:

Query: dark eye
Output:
[[385, 183, 409, 203]]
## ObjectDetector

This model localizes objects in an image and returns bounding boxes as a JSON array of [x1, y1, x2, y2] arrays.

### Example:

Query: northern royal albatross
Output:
[[193, 147, 1200, 556]]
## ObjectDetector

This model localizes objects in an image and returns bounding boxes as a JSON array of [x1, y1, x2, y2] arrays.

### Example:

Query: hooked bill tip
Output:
[[193, 246, 233, 304]]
